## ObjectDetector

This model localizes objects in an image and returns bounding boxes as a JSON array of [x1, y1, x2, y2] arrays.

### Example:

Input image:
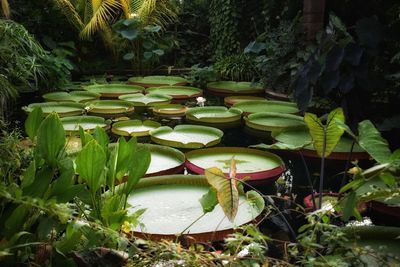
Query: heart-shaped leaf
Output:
[[358, 120, 391, 164], [304, 108, 345, 157]]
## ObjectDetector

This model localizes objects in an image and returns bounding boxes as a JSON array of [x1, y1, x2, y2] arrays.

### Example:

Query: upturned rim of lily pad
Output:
[[84, 83, 144, 97], [128, 75, 188, 88], [86, 100, 135, 115], [149, 124, 223, 149], [185, 147, 285, 181], [118, 93, 172, 107], [224, 95, 266, 106], [186, 106, 243, 123], [145, 85, 203, 100], [24, 102, 86, 117], [244, 112, 305, 132], [60, 115, 110, 133], [207, 81, 264, 96], [42, 91, 101, 103], [112, 119, 161, 137], [233, 100, 299, 115]]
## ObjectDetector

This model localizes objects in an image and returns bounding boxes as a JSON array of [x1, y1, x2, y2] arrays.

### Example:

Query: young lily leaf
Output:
[[358, 120, 391, 164], [304, 108, 345, 157], [75, 140, 106, 194], [199, 188, 218, 213], [204, 167, 239, 222], [25, 107, 43, 140]]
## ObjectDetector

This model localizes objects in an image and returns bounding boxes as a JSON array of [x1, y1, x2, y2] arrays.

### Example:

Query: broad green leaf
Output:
[[55, 222, 83, 255], [204, 167, 239, 222], [334, 119, 357, 139], [379, 172, 397, 187], [21, 160, 36, 189], [101, 195, 126, 230], [36, 113, 66, 167], [342, 191, 356, 221], [25, 107, 43, 140], [116, 138, 137, 181], [93, 126, 109, 153], [23, 166, 53, 198], [124, 145, 150, 195], [4, 205, 30, 239], [304, 108, 345, 157], [75, 140, 106, 194], [199, 188, 218, 213], [246, 190, 265, 214], [358, 120, 391, 163]]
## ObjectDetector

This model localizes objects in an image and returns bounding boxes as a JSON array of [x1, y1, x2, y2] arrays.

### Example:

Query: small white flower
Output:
[[196, 97, 206, 107], [130, 13, 138, 18]]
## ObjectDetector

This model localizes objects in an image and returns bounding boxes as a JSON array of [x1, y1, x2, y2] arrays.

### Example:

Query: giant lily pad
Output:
[[127, 175, 263, 241], [151, 104, 187, 117], [224, 95, 266, 107], [245, 112, 305, 132], [43, 91, 100, 103], [185, 147, 284, 181], [86, 100, 135, 117], [186, 106, 242, 129], [146, 86, 203, 102], [24, 102, 85, 117], [207, 81, 264, 96], [233, 100, 299, 115], [84, 84, 144, 98], [128, 75, 188, 87], [118, 93, 171, 113], [139, 144, 185, 177], [112, 120, 161, 137], [272, 127, 369, 160], [149, 125, 223, 149], [61, 116, 109, 134]]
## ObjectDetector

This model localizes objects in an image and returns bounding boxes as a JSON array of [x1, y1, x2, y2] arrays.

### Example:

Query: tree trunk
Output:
[[303, 0, 326, 40]]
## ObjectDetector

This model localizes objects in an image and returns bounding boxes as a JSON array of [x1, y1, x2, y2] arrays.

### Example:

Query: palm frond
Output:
[[52, 0, 84, 31], [138, 0, 178, 30], [80, 0, 121, 39], [1, 0, 10, 18]]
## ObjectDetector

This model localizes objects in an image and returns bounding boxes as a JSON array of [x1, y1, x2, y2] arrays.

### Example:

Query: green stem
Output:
[[318, 127, 327, 210], [176, 213, 206, 242]]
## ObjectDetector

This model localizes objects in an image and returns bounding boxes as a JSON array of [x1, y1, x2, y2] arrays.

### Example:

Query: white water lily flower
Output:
[[196, 96, 206, 107]]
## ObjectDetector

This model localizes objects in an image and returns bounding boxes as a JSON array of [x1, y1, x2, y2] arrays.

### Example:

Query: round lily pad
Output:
[[86, 100, 135, 117], [61, 116, 109, 134], [149, 125, 223, 149], [43, 91, 100, 103], [186, 106, 242, 129], [207, 81, 264, 96], [84, 83, 144, 98], [224, 95, 266, 107], [128, 75, 188, 87], [185, 147, 284, 181], [233, 100, 299, 115], [118, 93, 171, 113], [146, 86, 203, 102], [118, 93, 172, 106], [24, 102, 85, 117], [126, 175, 263, 241], [151, 104, 188, 117], [245, 112, 305, 132], [112, 120, 161, 137], [139, 144, 185, 177]]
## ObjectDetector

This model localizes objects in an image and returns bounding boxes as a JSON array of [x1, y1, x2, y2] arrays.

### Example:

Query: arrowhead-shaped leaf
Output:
[[304, 108, 345, 157], [204, 167, 239, 222]]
